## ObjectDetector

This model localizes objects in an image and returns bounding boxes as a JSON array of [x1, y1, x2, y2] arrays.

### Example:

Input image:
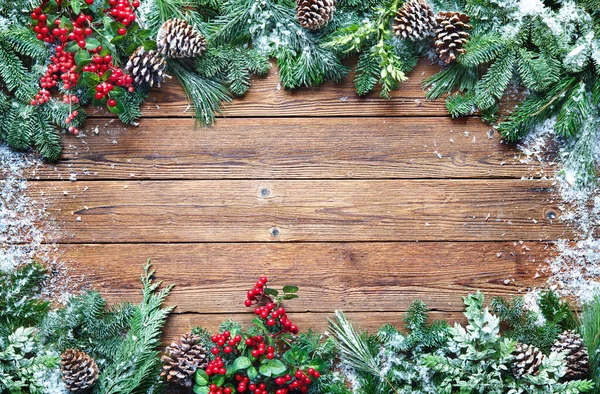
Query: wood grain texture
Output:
[[87, 59, 447, 119], [58, 242, 549, 313], [162, 311, 466, 343], [36, 179, 563, 243], [86, 59, 522, 120], [33, 117, 542, 181]]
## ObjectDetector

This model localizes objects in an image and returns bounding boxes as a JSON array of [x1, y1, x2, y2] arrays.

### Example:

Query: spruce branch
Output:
[[97, 262, 174, 394]]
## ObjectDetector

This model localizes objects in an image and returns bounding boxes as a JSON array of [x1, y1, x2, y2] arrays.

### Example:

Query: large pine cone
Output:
[[161, 332, 209, 387], [296, 0, 336, 30], [157, 18, 206, 58], [61, 349, 99, 392], [434, 11, 471, 64], [125, 47, 168, 89], [552, 330, 590, 381], [393, 0, 436, 41], [512, 343, 545, 379]]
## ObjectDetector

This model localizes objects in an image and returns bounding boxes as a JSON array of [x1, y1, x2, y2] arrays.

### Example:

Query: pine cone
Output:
[[61, 349, 99, 392], [161, 332, 209, 387], [125, 47, 168, 89], [434, 11, 471, 64], [296, 0, 336, 30], [393, 0, 436, 41], [552, 330, 590, 381], [512, 343, 545, 379], [157, 18, 206, 58]]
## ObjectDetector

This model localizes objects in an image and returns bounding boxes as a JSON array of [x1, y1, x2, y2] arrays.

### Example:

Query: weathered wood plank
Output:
[[87, 59, 448, 119], [36, 179, 563, 242], [162, 311, 467, 342], [35, 117, 540, 181], [59, 242, 548, 314]]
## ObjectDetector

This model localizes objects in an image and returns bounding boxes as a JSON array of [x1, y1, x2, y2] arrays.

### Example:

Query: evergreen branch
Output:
[[581, 296, 600, 394], [475, 48, 516, 105], [355, 49, 380, 96], [0, 28, 47, 61], [423, 63, 478, 100], [498, 77, 578, 141], [518, 49, 561, 91], [458, 32, 505, 67], [168, 58, 231, 126], [328, 311, 399, 394], [446, 91, 477, 117], [555, 81, 593, 138], [98, 262, 174, 394], [0, 262, 49, 337]]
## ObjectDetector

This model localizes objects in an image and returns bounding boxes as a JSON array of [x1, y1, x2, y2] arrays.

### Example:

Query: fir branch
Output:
[[328, 311, 399, 394], [97, 262, 174, 394], [168, 59, 231, 126], [0, 262, 49, 338], [423, 63, 478, 100], [458, 32, 505, 67], [355, 49, 380, 96], [581, 296, 600, 394], [118, 88, 149, 125]]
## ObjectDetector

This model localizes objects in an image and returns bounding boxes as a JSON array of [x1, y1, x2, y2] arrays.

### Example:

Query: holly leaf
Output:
[[306, 358, 327, 372], [60, 16, 73, 29], [283, 294, 299, 300], [213, 376, 225, 387], [264, 288, 279, 297], [138, 29, 152, 39], [283, 286, 299, 294], [195, 369, 209, 386], [259, 359, 287, 377], [71, 0, 81, 14], [85, 38, 101, 50], [75, 49, 92, 66], [78, 72, 100, 87], [64, 41, 79, 53], [142, 39, 157, 51], [194, 387, 209, 394], [107, 100, 125, 115], [231, 356, 251, 372], [247, 366, 258, 380], [109, 86, 126, 97]]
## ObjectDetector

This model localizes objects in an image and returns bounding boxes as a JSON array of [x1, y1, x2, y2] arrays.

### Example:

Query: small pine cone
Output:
[[125, 47, 168, 89], [393, 0, 436, 41], [157, 18, 206, 58], [512, 343, 545, 379], [161, 332, 209, 387], [61, 349, 99, 392], [552, 330, 590, 381], [296, 0, 336, 30], [434, 11, 471, 64]]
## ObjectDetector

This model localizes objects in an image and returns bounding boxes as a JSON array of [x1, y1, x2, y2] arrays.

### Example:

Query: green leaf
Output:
[[213, 376, 225, 387], [138, 30, 152, 40], [259, 363, 272, 377], [79, 72, 100, 86], [60, 16, 73, 29], [194, 387, 209, 394], [64, 41, 79, 53], [71, 0, 81, 14], [283, 286, 299, 294], [267, 359, 287, 376], [231, 356, 251, 372], [195, 369, 209, 386], [283, 294, 299, 300], [142, 40, 157, 51], [306, 358, 327, 372], [109, 86, 127, 97], [247, 366, 258, 380], [75, 49, 92, 66], [107, 99, 125, 115], [264, 288, 279, 297], [85, 38, 101, 50], [111, 35, 127, 45]]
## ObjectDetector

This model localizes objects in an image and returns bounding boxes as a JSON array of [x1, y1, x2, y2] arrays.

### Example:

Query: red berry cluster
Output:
[[234, 375, 254, 393], [206, 356, 227, 377], [245, 277, 298, 335], [210, 330, 243, 357], [245, 335, 275, 360], [65, 110, 80, 135], [107, 0, 140, 33], [208, 383, 233, 394], [275, 369, 320, 394]]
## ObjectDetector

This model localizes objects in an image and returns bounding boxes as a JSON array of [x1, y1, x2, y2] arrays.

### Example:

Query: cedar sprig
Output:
[[0, 262, 50, 338]]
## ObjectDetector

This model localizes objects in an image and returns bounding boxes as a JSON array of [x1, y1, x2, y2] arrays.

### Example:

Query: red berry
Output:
[[107, 98, 117, 107], [118, 28, 126, 35], [85, 0, 93, 3], [95, 92, 104, 99]]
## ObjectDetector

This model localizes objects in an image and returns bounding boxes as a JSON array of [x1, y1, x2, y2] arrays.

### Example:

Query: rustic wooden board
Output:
[[36, 179, 563, 243], [87, 59, 448, 119], [33, 117, 541, 181], [59, 242, 549, 313], [162, 311, 466, 343], [85, 59, 522, 120]]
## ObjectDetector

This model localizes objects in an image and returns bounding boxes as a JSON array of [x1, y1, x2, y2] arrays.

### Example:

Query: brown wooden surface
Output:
[[37, 60, 552, 341]]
